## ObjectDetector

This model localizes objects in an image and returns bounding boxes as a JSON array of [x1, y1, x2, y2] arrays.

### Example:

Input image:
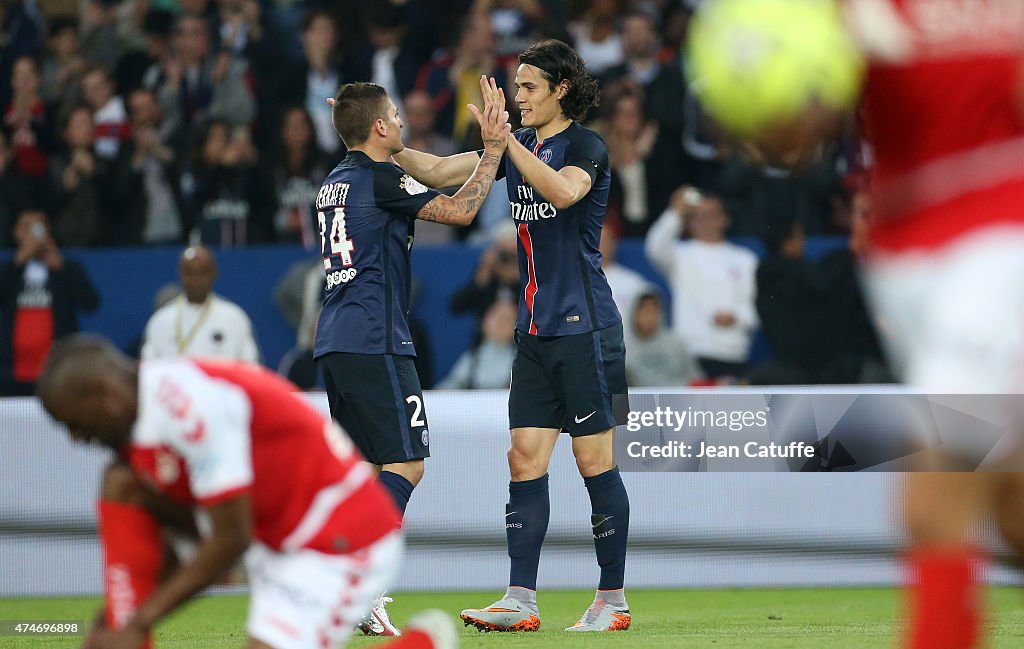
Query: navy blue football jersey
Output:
[[499, 123, 621, 336], [313, 151, 440, 358]]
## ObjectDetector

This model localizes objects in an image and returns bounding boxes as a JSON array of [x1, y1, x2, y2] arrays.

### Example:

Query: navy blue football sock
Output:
[[378, 471, 414, 517], [584, 467, 629, 591], [506, 474, 550, 591]]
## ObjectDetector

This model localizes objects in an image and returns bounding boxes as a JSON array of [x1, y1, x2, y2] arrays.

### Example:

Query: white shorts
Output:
[[862, 226, 1024, 393], [863, 227, 1024, 460], [245, 532, 403, 649]]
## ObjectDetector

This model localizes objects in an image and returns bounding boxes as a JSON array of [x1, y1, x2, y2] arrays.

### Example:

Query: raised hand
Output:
[[468, 76, 510, 154]]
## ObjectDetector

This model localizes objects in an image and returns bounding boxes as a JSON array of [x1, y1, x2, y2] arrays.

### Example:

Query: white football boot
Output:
[[565, 597, 631, 631], [460, 597, 540, 632], [358, 595, 401, 636]]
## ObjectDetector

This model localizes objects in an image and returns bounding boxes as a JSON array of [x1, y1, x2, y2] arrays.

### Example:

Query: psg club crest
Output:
[[421, 429, 429, 447], [538, 149, 552, 164], [400, 174, 429, 196]]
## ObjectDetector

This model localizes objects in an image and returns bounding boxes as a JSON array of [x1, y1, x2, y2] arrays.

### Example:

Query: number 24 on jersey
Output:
[[318, 207, 356, 270]]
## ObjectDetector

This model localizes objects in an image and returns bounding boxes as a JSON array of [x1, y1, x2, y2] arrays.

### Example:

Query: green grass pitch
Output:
[[4, 588, 1024, 648]]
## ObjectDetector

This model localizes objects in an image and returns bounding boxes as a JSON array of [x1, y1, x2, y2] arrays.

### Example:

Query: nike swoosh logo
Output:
[[506, 512, 517, 517], [592, 515, 613, 528], [574, 411, 597, 424]]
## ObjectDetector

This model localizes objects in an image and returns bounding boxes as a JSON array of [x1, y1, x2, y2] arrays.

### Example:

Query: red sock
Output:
[[905, 548, 983, 649], [98, 499, 163, 649], [377, 630, 435, 649]]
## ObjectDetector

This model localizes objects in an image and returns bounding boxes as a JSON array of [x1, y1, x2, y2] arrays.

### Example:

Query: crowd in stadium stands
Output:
[[0, 0, 883, 391]]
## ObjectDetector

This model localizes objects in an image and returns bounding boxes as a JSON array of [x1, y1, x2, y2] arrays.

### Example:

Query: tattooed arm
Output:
[[416, 76, 511, 226], [416, 150, 503, 225]]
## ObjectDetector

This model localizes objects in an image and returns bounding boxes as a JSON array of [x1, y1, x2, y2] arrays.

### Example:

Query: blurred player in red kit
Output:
[[36, 334, 457, 649], [841, 2, 1024, 648], [707, 0, 1024, 647]]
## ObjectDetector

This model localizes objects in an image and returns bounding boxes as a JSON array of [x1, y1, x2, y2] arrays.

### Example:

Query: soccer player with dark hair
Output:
[[315, 81, 509, 634], [394, 40, 632, 632]]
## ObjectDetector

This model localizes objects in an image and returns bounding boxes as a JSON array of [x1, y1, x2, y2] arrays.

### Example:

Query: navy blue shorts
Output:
[[508, 322, 629, 437], [318, 352, 430, 464]]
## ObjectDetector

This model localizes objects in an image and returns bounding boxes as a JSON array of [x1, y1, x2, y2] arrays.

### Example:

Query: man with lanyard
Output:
[[142, 245, 259, 362]]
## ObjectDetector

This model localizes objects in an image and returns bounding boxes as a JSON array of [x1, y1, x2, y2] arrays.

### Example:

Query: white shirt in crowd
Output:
[[142, 294, 260, 363], [603, 262, 648, 337], [645, 208, 759, 363]]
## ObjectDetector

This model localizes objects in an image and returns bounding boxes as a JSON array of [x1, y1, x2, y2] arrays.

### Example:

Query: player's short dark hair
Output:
[[519, 39, 600, 122], [331, 82, 389, 147]]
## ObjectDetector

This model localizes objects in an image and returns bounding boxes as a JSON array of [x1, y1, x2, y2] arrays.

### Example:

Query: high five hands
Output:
[[324, 76, 510, 153], [468, 75, 511, 155]]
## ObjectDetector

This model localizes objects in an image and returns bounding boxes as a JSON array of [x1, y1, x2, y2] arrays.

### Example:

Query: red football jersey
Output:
[[126, 359, 401, 555], [847, 0, 1024, 251]]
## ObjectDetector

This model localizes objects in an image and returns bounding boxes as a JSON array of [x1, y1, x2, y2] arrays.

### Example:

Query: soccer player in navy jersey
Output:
[[315, 81, 509, 635], [394, 40, 631, 632]]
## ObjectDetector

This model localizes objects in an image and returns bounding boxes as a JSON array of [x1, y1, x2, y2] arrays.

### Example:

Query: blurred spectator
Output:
[[273, 257, 321, 332], [599, 222, 647, 336], [438, 297, 515, 389], [471, 0, 571, 57], [80, 0, 123, 70], [718, 151, 844, 237], [51, 105, 113, 246], [601, 11, 692, 220], [115, 8, 176, 97], [0, 209, 99, 396], [40, 16, 85, 121], [679, 86, 725, 193], [185, 119, 268, 246], [141, 244, 259, 362], [262, 105, 330, 246], [750, 221, 831, 384], [634, 22, 715, 196], [416, 11, 511, 149], [401, 89, 457, 244], [262, 0, 319, 65], [276, 259, 326, 391], [402, 89, 456, 157], [750, 196, 890, 385], [157, 13, 255, 130], [625, 288, 703, 388], [0, 1, 43, 110], [0, 130, 37, 245], [81, 65, 129, 160], [599, 9, 661, 88], [216, 0, 264, 57], [218, 0, 280, 144], [278, 9, 345, 155], [568, 0, 624, 77], [645, 185, 758, 380], [450, 224, 520, 330], [5, 56, 51, 181], [601, 84, 658, 236], [656, 1, 693, 57], [112, 88, 186, 245], [347, 3, 424, 116]]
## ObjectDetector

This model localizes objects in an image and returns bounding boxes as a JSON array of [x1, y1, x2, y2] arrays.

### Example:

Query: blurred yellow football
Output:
[[686, 0, 864, 138]]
